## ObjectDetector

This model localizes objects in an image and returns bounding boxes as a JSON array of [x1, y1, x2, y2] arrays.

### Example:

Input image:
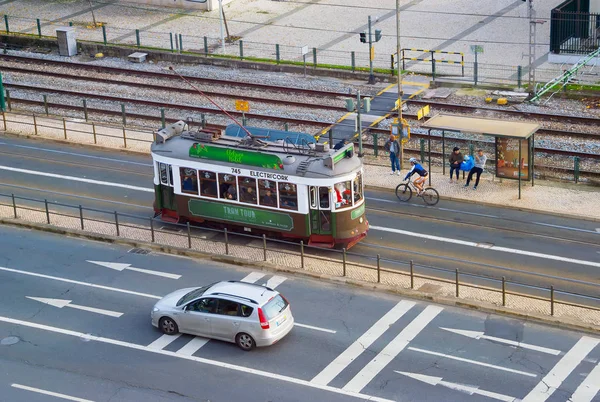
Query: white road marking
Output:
[[440, 327, 561, 355], [522, 336, 600, 402], [342, 305, 443, 393], [294, 323, 336, 334], [394, 372, 517, 402], [0, 266, 161, 299], [0, 141, 152, 166], [265, 275, 287, 289], [310, 300, 416, 386], [147, 334, 181, 350], [240, 272, 265, 283], [370, 225, 600, 268], [26, 297, 123, 318], [11, 384, 94, 402], [408, 347, 537, 377], [2, 266, 335, 334], [0, 165, 154, 192], [0, 316, 395, 402], [570, 360, 600, 402], [532, 222, 600, 235], [87, 260, 181, 280], [176, 337, 209, 355]]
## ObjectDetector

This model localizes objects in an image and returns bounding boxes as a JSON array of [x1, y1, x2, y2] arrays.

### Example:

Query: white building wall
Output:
[[591, 0, 600, 13]]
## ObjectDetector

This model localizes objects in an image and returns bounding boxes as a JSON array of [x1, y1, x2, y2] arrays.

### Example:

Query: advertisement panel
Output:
[[496, 138, 530, 180]]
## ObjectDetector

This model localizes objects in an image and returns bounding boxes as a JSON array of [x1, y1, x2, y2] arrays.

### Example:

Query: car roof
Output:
[[205, 281, 279, 306]]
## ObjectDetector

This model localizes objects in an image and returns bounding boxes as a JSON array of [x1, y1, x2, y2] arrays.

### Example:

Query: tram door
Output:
[[309, 186, 332, 235], [158, 163, 176, 211]]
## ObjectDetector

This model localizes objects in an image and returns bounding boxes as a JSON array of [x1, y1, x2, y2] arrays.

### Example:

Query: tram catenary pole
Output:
[[168, 67, 252, 137], [395, 0, 403, 169], [219, 0, 225, 54]]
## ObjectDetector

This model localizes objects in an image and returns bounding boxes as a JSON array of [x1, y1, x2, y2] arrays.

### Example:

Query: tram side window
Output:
[[334, 180, 352, 208], [258, 179, 277, 208], [159, 163, 172, 186], [278, 183, 298, 211], [218, 173, 237, 201], [353, 173, 363, 203], [180, 167, 198, 195], [199, 170, 218, 198], [238, 176, 257, 205]]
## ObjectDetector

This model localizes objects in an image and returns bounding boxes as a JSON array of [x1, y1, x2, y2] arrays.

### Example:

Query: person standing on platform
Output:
[[465, 149, 487, 190], [449, 146, 463, 183], [384, 134, 401, 175]]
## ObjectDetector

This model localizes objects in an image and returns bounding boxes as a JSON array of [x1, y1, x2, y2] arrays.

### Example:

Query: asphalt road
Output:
[[1, 226, 599, 402], [1, 134, 600, 303]]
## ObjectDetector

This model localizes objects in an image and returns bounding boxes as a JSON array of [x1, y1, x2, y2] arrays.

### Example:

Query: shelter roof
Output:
[[421, 114, 540, 139]]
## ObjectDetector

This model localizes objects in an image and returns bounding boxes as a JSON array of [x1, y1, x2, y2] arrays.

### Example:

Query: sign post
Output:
[[301, 45, 309, 78], [235, 100, 250, 125], [470, 45, 483, 86]]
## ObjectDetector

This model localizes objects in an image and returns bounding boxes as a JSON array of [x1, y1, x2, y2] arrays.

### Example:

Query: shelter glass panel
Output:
[[199, 170, 218, 198], [238, 176, 258, 205], [218, 173, 238, 201], [258, 179, 277, 207], [279, 183, 298, 211], [180, 167, 198, 195]]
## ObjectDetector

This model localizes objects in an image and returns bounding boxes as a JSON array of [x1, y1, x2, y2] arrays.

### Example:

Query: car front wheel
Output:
[[235, 333, 255, 351], [159, 317, 179, 335]]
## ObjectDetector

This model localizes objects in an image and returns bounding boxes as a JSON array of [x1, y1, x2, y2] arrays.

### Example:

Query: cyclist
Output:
[[403, 157, 428, 195]]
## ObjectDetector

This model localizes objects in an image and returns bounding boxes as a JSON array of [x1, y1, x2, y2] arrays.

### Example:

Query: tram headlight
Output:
[[359, 217, 364, 224]]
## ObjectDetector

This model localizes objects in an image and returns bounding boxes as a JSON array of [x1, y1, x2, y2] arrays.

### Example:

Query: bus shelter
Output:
[[421, 114, 541, 199]]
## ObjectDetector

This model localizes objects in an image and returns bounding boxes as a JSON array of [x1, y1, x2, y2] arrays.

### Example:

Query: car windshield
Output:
[[262, 295, 288, 320], [176, 284, 212, 306]]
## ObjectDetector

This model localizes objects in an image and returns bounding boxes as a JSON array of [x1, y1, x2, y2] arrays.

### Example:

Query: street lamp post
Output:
[[218, 0, 225, 54], [396, 0, 403, 169]]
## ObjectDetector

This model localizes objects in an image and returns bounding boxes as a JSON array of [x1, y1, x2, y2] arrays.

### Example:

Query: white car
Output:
[[151, 280, 294, 351]]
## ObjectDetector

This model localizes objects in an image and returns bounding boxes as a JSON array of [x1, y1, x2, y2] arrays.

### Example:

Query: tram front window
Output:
[[353, 173, 363, 203], [259, 179, 277, 207], [279, 183, 298, 211], [219, 173, 237, 201], [199, 170, 217, 198], [334, 180, 352, 209], [238, 176, 257, 205], [180, 167, 198, 195]]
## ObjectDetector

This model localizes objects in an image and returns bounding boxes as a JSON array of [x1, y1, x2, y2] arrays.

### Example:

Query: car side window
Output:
[[216, 299, 240, 316], [188, 298, 217, 314], [240, 304, 254, 318]]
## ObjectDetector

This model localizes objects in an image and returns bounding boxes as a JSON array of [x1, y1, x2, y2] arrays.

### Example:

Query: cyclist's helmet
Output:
[[409, 157, 417, 164]]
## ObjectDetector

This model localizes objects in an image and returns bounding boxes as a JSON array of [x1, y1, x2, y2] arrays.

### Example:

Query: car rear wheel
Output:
[[159, 317, 179, 335], [235, 333, 255, 351]]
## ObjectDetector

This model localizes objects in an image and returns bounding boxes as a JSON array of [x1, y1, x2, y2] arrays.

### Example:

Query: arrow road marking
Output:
[[408, 347, 537, 377], [11, 384, 95, 402], [440, 327, 561, 355], [394, 371, 517, 402], [26, 297, 123, 318], [87, 260, 181, 280]]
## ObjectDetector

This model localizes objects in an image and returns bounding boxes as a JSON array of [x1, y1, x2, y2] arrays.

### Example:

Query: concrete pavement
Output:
[[1, 226, 600, 402]]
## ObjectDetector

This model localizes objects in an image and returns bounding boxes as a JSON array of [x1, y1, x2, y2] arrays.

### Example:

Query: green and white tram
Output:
[[151, 121, 368, 249]]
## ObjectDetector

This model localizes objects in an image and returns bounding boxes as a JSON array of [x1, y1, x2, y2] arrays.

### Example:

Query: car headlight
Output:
[[153, 307, 159, 312]]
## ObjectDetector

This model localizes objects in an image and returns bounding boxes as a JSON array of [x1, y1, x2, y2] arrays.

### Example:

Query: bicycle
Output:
[[395, 179, 440, 206]]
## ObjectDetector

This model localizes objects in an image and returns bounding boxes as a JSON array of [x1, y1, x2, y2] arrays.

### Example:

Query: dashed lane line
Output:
[[0, 316, 395, 402], [11, 384, 94, 402]]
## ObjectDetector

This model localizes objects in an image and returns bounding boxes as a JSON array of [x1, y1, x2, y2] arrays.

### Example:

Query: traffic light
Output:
[[375, 29, 382, 42], [359, 31, 367, 43]]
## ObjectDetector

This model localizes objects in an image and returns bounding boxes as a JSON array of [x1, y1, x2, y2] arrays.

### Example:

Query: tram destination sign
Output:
[[188, 199, 295, 231], [189, 143, 284, 170]]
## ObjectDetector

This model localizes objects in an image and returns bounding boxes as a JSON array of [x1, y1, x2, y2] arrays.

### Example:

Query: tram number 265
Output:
[[231, 168, 241, 174]]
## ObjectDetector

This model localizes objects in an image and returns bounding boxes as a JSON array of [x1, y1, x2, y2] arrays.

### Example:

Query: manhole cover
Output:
[[128, 248, 150, 255], [1, 336, 20, 345]]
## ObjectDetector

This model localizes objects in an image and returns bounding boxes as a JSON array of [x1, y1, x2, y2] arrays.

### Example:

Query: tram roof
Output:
[[151, 133, 362, 180], [421, 114, 540, 139]]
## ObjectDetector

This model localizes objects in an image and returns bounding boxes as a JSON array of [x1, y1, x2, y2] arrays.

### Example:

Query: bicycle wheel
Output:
[[421, 187, 439, 206], [395, 183, 412, 202]]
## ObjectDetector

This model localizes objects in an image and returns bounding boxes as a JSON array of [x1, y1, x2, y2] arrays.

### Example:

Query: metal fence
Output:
[[551, 4, 600, 54], [0, 191, 599, 326]]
